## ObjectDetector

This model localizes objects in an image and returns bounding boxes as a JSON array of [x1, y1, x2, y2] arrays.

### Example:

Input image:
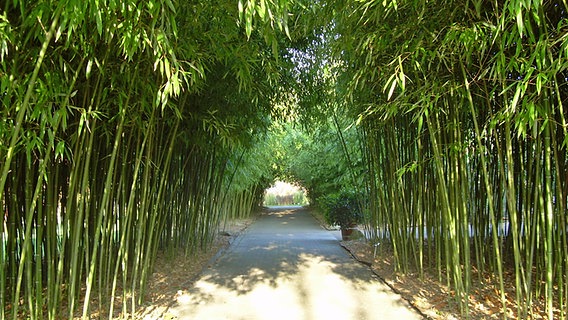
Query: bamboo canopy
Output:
[[1, 0, 568, 319]]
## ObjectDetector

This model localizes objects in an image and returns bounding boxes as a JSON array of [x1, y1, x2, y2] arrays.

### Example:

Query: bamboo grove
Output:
[[2, 0, 568, 319], [328, 0, 568, 318], [0, 0, 290, 318]]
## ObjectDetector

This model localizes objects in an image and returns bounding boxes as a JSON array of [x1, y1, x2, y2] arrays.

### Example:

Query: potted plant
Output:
[[322, 192, 363, 240]]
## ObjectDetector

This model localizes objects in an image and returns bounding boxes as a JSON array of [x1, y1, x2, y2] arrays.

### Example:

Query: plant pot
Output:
[[341, 227, 354, 240]]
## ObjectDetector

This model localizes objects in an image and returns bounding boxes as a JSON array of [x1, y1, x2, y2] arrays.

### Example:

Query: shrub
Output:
[[320, 191, 363, 229]]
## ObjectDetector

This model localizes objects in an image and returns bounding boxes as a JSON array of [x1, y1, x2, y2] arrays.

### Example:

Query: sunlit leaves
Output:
[[0, 12, 13, 61], [0, 0, 297, 318], [270, 116, 365, 204], [330, 0, 568, 317], [238, 0, 292, 39]]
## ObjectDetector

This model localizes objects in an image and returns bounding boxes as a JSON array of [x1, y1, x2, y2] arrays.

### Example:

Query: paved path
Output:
[[169, 206, 423, 320]]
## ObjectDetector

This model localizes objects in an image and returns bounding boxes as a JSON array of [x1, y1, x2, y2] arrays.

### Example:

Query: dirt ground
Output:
[[340, 238, 559, 320], [48, 218, 255, 320]]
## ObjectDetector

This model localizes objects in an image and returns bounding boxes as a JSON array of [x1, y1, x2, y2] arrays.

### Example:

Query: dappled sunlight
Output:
[[169, 207, 421, 319], [267, 207, 302, 216], [172, 252, 418, 319]]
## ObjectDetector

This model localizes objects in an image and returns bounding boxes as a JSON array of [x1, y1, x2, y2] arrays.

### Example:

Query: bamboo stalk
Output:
[[462, 66, 506, 315]]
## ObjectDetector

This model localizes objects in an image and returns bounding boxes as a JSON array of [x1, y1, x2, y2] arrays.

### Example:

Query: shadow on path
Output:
[[169, 207, 423, 320]]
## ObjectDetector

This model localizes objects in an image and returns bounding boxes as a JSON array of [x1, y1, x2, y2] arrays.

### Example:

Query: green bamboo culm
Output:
[[2, 0, 568, 318], [329, 0, 568, 317], [0, 0, 291, 318]]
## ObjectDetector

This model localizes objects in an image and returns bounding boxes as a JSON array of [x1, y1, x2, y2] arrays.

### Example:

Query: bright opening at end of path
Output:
[[263, 180, 309, 206]]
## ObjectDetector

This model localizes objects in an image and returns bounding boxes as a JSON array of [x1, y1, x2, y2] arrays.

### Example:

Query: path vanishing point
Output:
[[169, 206, 424, 320]]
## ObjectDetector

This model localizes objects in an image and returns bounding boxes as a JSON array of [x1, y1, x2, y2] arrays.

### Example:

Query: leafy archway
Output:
[[2, 0, 568, 318]]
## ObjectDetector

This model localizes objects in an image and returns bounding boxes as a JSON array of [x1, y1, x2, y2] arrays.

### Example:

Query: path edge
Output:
[[339, 242, 431, 320]]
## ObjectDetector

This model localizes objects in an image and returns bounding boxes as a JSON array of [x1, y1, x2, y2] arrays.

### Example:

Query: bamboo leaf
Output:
[[165, 0, 176, 13], [387, 78, 397, 101], [86, 59, 93, 78], [55, 141, 65, 160], [510, 85, 522, 112], [516, 8, 524, 37], [96, 9, 103, 35], [536, 72, 547, 95], [259, 0, 266, 20]]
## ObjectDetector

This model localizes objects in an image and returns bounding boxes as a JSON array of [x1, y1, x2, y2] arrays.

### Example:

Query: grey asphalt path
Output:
[[169, 206, 423, 320]]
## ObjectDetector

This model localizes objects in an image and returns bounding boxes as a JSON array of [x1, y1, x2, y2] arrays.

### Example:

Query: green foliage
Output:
[[268, 119, 364, 203], [3, 0, 567, 318], [329, 0, 568, 317], [263, 190, 307, 206], [319, 190, 363, 229], [0, 0, 292, 318], [292, 191, 308, 205]]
